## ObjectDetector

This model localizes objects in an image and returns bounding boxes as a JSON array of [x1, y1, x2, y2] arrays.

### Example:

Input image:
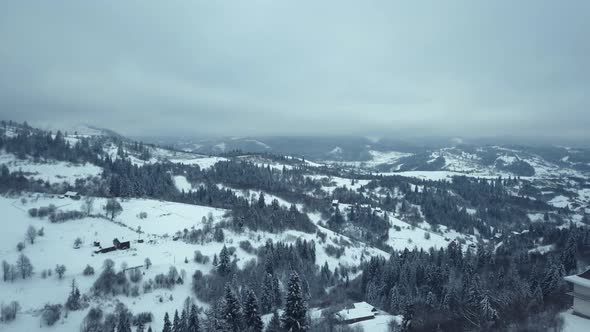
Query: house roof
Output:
[[64, 191, 78, 196], [332, 200, 339, 204], [336, 302, 376, 321], [565, 268, 590, 288]]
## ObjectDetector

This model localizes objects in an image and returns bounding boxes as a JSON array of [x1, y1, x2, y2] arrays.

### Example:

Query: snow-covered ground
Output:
[[169, 156, 227, 169], [305, 174, 370, 194], [0, 153, 102, 185], [561, 310, 590, 332], [0, 193, 393, 332]]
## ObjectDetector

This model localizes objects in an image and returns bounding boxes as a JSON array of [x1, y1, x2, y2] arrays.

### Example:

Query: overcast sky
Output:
[[0, 1, 589, 139]]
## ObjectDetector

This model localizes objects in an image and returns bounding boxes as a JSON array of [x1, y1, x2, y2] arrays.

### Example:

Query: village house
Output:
[[331, 199, 339, 207], [565, 268, 590, 319], [64, 191, 81, 200], [336, 302, 378, 324]]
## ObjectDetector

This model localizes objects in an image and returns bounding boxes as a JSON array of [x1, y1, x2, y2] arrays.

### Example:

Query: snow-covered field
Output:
[[0, 193, 394, 331], [169, 156, 227, 169], [305, 174, 370, 194], [0, 153, 102, 185]]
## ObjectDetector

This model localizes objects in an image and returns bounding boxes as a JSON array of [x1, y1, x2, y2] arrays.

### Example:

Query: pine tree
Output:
[[400, 303, 413, 332], [261, 273, 274, 313], [561, 234, 577, 273], [148, 327, 153, 332], [479, 293, 498, 322], [217, 246, 231, 276], [221, 285, 243, 332], [117, 311, 131, 332], [243, 289, 263, 332], [266, 311, 282, 332], [66, 279, 81, 311], [389, 286, 401, 313], [173, 310, 180, 332], [281, 272, 307, 332], [137, 322, 145, 332], [179, 308, 188, 332], [187, 304, 200, 332], [162, 312, 172, 332]]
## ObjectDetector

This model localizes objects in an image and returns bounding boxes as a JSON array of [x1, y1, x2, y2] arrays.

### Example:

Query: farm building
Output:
[[332, 199, 339, 207], [336, 302, 377, 324]]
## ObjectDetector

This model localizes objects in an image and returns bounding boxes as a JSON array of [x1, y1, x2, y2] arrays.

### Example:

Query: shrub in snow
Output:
[[316, 230, 327, 243], [16, 254, 33, 279], [104, 198, 123, 220], [50, 210, 85, 223], [213, 227, 224, 242], [36, 205, 57, 218], [424, 232, 431, 240], [239, 240, 254, 254], [81, 307, 103, 332], [0, 301, 20, 322], [130, 285, 140, 297], [138, 211, 148, 219], [16, 242, 25, 252], [92, 259, 130, 296], [83, 265, 95, 276], [129, 268, 142, 283], [41, 304, 62, 326], [55, 264, 66, 279], [37, 227, 44, 236], [144, 258, 152, 269], [28, 208, 38, 217], [25, 225, 37, 244], [193, 251, 207, 264], [74, 237, 83, 249], [143, 280, 153, 293], [325, 244, 345, 258]]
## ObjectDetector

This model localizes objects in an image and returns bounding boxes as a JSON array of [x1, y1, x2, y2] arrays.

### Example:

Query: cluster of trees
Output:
[[373, 174, 553, 237], [171, 272, 307, 332], [230, 193, 315, 233], [81, 302, 153, 332], [2, 254, 33, 282], [358, 231, 578, 331], [0, 122, 102, 163]]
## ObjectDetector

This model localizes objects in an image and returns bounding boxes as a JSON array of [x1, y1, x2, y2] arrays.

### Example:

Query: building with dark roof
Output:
[[565, 268, 590, 319]]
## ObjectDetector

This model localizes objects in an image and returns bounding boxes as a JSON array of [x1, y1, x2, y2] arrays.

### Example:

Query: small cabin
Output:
[[64, 191, 81, 200], [331, 200, 339, 207], [565, 268, 590, 319], [113, 238, 130, 250], [336, 302, 378, 324], [375, 207, 383, 214]]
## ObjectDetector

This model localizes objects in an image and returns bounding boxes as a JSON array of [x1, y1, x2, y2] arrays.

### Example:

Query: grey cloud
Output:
[[0, 0, 589, 139]]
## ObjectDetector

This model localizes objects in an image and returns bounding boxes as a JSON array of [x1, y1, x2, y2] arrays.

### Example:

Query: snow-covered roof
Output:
[[332, 199, 339, 204], [64, 191, 79, 196], [336, 302, 376, 321], [565, 269, 590, 288]]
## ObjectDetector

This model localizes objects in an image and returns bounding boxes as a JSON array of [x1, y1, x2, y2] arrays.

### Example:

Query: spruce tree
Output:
[[217, 246, 231, 276], [243, 289, 263, 332], [221, 285, 243, 332], [162, 312, 172, 332], [261, 273, 274, 313], [187, 304, 200, 332], [179, 308, 188, 332], [281, 272, 307, 332], [173, 310, 180, 332]]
